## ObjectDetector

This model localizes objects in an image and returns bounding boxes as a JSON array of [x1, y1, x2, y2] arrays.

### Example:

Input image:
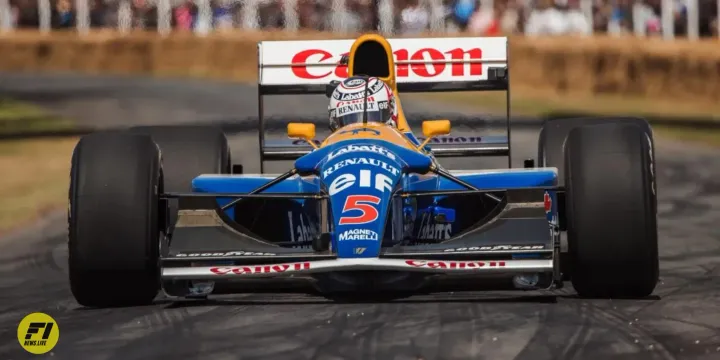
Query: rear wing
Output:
[[256, 36, 511, 172]]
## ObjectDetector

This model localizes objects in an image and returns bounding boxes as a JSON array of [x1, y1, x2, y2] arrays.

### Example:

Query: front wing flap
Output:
[[161, 187, 558, 282], [162, 258, 552, 280]]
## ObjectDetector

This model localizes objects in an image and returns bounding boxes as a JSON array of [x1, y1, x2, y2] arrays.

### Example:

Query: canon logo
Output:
[[210, 262, 311, 275], [291, 48, 483, 80], [405, 260, 506, 269]]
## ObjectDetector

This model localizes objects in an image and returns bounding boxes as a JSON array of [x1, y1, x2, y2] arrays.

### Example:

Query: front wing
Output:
[[163, 258, 552, 280], [160, 187, 558, 284]]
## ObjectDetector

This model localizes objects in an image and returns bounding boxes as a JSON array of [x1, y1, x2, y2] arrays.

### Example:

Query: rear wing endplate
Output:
[[256, 37, 510, 171]]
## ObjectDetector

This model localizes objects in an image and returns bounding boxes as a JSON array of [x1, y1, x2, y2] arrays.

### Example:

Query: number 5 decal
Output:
[[339, 195, 381, 225]]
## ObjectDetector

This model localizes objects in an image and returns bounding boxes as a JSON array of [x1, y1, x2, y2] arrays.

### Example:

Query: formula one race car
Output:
[[68, 34, 659, 307]]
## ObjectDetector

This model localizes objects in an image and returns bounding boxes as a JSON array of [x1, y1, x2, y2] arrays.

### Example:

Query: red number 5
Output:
[[339, 195, 381, 225]]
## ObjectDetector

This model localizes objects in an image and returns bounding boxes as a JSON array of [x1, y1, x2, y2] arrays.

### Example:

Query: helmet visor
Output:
[[330, 101, 392, 128], [335, 110, 390, 127]]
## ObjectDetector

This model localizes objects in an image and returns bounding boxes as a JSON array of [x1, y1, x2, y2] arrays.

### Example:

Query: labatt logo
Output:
[[327, 144, 396, 161]]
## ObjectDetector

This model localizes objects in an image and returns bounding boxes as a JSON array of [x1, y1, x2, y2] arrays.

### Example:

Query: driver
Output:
[[328, 76, 398, 132]]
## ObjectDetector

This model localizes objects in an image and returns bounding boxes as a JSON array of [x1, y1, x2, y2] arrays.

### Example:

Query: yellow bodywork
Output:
[[287, 34, 450, 152], [321, 122, 419, 150], [347, 34, 411, 133]]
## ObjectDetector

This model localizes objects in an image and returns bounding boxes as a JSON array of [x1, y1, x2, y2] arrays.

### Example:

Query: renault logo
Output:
[[354, 247, 366, 255]]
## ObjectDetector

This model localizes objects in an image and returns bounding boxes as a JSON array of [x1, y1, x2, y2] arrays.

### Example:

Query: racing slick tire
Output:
[[537, 116, 655, 281], [129, 125, 231, 192], [564, 122, 658, 298], [129, 125, 231, 232], [68, 131, 162, 307], [129, 125, 230, 299], [538, 116, 654, 189]]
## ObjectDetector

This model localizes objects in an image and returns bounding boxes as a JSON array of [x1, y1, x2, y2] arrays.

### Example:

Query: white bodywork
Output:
[[162, 258, 553, 280], [257, 37, 508, 86]]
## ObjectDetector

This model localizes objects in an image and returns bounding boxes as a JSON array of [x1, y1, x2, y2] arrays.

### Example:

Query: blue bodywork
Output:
[[192, 137, 557, 259]]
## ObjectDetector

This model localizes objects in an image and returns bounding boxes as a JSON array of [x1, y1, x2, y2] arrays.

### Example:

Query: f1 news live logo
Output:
[[17, 312, 59, 354]]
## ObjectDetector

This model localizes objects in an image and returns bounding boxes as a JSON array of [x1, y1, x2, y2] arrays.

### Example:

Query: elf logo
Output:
[[328, 170, 394, 196]]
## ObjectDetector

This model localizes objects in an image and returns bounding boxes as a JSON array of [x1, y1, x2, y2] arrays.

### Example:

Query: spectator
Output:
[[399, 0, 430, 34], [466, 1, 499, 35], [499, 0, 522, 33], [673, 0, 687, 35], [592, 0, 611, 33], [699, 0, 718, 37], [174, 0, 197, 31], [565, 0, 591, 34], [13, 0, 40, 28], [0, 0, 717, 39], [298, 0, 321, 29], [144, 5, 159, 29], [465, 0, 520, 35], [89, 0, 110, 28], [211, 0, 234, 30], [525, 0, 558, 35], [53, 0, 75, 28], [614, 0, 662, 36], [450, 0, 477, 30], [325, 0, 364, 32], [353, 0, 374, 30], [607, 0, 631, 34], [258, 0, 284, 28], [5, 0, 16, 28], [525, 0, 591, 35], [131, 0, 147, 29]]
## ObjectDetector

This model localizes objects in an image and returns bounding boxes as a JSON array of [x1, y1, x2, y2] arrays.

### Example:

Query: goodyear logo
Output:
[[17, 312, 59, 354]]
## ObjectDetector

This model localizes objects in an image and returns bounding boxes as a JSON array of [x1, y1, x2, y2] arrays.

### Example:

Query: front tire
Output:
[[129, 125, 231, 298], [68, 131, 162, 307], [564, 122, 658, 298], [537, 116, 655, 281], [538, 116, 653, 188]]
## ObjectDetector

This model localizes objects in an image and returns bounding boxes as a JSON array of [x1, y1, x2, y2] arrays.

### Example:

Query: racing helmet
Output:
[[328, 76, 397, 131]]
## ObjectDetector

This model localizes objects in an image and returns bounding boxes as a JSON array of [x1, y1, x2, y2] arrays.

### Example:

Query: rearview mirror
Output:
[[419, 120, 451, 148], [287, 123, 318, 149], [422, 120, 451, 138]]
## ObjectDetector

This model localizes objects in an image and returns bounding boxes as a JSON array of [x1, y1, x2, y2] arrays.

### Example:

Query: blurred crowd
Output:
[[4, 0, 719, 37]]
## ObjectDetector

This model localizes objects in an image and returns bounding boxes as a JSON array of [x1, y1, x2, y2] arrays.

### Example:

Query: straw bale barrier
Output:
[[1, 30, 719, 103]]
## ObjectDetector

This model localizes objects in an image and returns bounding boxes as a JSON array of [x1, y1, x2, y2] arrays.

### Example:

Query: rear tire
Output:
[[68, 131, 162, 307], [129, 125, 231, 192], [129, 125, 231, 232], [564, 122, 658, 298]]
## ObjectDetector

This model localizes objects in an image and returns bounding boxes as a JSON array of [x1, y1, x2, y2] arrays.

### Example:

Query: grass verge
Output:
[[0, 137, 76, 235], [0, 99, 78, 235], [0, 99, 76, 135], [652, 126, 720, 147]]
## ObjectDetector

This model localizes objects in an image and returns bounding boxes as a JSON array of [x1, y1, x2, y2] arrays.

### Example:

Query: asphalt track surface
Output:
[[1, 73, 720, 360]]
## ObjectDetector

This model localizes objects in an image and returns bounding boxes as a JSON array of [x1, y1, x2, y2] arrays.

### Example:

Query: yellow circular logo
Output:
[[17, 312, 59, 354]]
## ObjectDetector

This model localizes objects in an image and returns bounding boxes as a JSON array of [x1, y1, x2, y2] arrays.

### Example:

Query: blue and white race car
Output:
[[67, 34, 658, 307]]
